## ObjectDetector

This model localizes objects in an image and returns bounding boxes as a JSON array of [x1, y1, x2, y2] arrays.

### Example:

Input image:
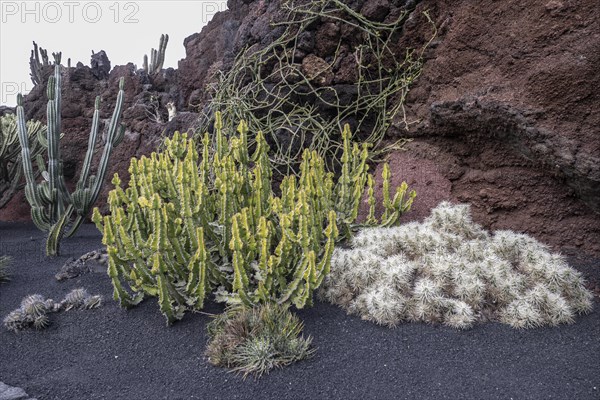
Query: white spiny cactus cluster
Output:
[[320, 202, 593, 329]]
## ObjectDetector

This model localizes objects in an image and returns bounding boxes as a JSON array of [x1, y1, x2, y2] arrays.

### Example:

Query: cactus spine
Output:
[[16, 63, 125, 256]]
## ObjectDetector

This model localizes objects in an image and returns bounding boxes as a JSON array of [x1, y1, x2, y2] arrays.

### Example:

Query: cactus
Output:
[[16, 63, 126, 256], [143, 34, 169, 77], [0, 114, 49, 208], [93, 113, 415, 324], [29, 41, 62, 86], [3, 289, 102, 332], [321, 202, 594, 329]]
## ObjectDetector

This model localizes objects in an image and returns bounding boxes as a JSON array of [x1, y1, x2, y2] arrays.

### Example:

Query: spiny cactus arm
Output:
[[380, 182, 416, 227], [155, 34, 169, 73], [86, 79, 126, 211], [77, 96, 101, 191], [185, 227, 208, 309], [366, 174, 377, 225], [335, 124, 353, 216], [315, 210, 338, 287], [348, 144, 370, 222], [277, 250, 316, 308], [116, 224, 155, 284], [107, 247, 144, 308], [16, 94, 52, 230], [51, 64, 71, 210], [145, 34, 169, 76], [45, 72, 65, 221], [380, 162, 392, 222], [46, 206, 73, 256], [157, 272, 184, 325], [230, 214, 250, 286]]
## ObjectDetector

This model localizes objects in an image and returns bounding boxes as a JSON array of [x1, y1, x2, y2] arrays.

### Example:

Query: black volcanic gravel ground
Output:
[[1, 223, 599, 400]]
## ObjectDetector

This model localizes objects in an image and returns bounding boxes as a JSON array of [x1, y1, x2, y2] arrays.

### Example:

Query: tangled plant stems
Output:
[[320, 202, 594, 329], [205, 304, 314, 378], [197, 0, 436, 174]]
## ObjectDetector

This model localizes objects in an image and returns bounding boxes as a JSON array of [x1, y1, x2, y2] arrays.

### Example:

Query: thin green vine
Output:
[[195, 0, 436, 174]]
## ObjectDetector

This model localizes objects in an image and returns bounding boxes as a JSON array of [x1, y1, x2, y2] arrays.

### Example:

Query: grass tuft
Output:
[[205, 304, 314, 378]]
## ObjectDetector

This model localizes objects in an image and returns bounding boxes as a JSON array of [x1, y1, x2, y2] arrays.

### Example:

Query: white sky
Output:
[[0, 0, 228, 106]]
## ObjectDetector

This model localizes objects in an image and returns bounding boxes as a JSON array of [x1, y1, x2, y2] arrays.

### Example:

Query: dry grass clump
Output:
[[320, 202, 593, 329], [3, 288, 102, 332], [205, 304, 314, 378]]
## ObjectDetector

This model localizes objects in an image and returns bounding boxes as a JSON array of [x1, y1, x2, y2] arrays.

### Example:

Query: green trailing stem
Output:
[[93, 113, 415, 324], [16, 63, 126, 256], [196, 1, 437, 176]]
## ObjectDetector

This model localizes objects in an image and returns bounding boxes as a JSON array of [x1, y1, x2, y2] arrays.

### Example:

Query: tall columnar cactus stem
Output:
[[0, 115, 48, 208], [16, 64, 126, 256], [143, 34, 169, 77]]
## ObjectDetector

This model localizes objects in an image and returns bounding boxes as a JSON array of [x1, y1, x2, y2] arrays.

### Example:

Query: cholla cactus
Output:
[[321, 202, 593, 329], [0, 114, 48, 208], [93, 113, 415, 324], [3, 289, 102, 332]]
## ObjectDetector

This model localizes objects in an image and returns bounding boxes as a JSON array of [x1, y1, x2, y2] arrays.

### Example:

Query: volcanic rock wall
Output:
[[2, 0, 598, 255]]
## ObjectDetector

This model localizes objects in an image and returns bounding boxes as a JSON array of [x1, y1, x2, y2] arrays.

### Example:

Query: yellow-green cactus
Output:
[[93, 113, 415, 324]]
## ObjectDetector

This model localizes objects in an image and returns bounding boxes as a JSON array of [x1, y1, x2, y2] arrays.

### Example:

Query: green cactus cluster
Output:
[[0, 114, 48, 208], [17, 63, 126, 256], [93, 112, 415, 324]]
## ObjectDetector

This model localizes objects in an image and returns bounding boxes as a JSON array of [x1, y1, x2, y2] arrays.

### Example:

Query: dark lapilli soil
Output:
[[1, 223, 599, 400]]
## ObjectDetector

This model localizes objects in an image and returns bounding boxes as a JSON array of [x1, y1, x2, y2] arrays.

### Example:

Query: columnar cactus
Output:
[[93, 113, 415, 324], [143, 34, 169, 77], [29, 41, 49, 86], [0, 114, 48, 208], [16, 63, 125, 256], [29, 41, 62, 86]]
